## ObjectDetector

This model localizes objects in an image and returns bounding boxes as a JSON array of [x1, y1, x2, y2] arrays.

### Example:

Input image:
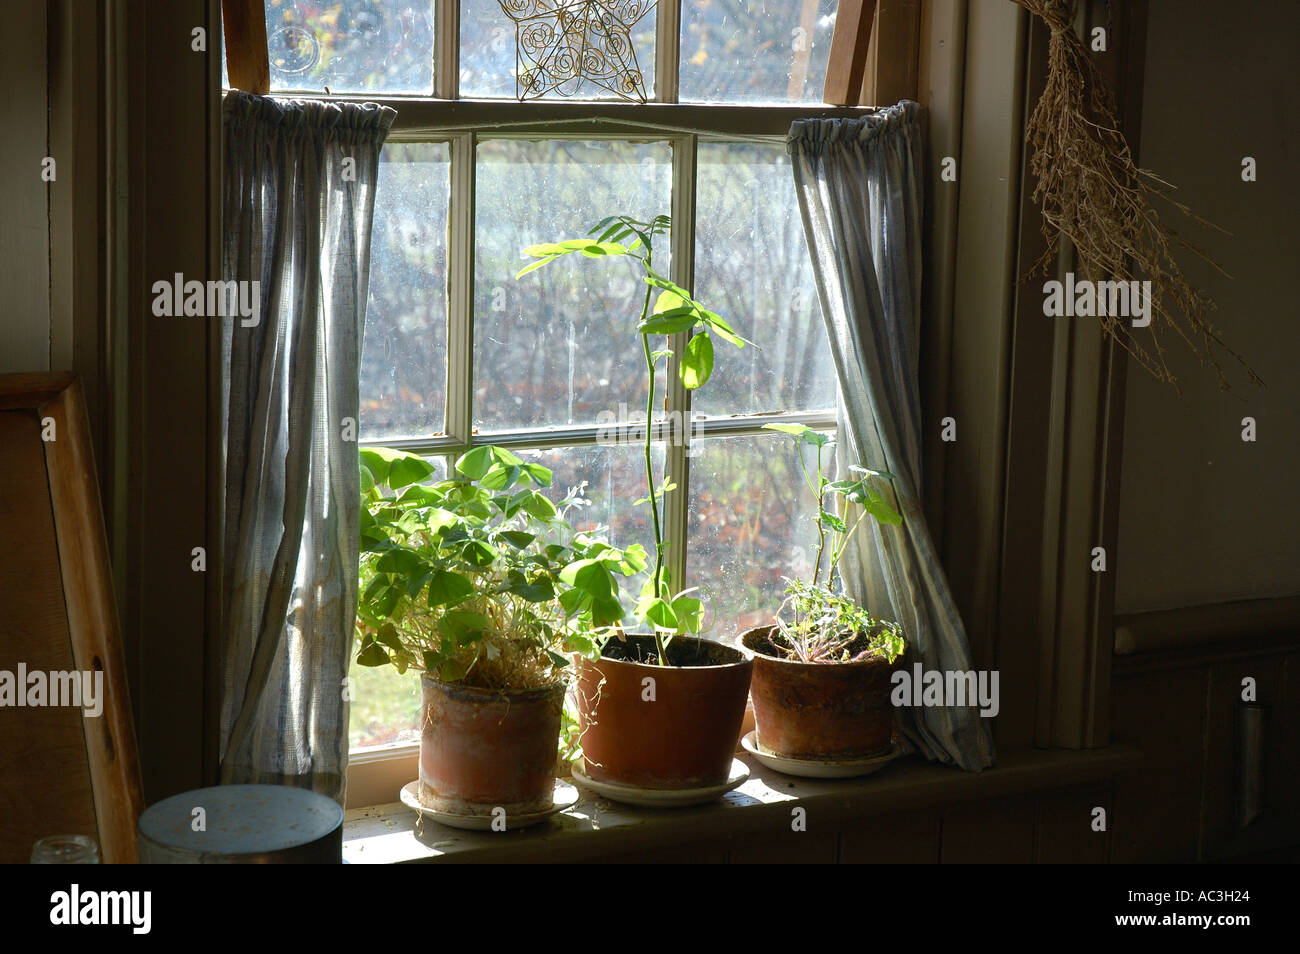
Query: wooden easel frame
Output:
[[0, 372, 144, 863]]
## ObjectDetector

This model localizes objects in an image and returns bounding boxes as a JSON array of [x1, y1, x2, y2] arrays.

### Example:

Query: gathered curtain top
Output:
[[223, 89, 396, 145], [787, 100, 920, 157]]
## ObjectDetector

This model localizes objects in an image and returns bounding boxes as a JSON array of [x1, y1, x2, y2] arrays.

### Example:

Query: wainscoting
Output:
[[1110, 598, 1300, 862]]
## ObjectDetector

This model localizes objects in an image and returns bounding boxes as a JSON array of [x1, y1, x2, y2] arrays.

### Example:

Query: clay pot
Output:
[[418, 674, 564, 815], [741, 624, 896, 761], [575, 635, 752, 789]]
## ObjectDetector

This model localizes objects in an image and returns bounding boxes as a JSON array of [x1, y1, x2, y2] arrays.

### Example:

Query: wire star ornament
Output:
[[495, 1, 657, 103]]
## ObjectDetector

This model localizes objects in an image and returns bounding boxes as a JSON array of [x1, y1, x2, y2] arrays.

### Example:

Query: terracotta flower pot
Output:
[[741, 624, 896, 761], [575, 635, 752, 789], [418, 674, 565, 815]]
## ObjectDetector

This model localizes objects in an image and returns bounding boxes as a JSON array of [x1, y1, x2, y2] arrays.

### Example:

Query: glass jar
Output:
[[31, 834, 100, 864]]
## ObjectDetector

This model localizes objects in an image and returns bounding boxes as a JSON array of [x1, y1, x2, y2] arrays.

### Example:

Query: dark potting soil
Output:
[[749, 625, 878, 663], [601, 633, 745, 667]]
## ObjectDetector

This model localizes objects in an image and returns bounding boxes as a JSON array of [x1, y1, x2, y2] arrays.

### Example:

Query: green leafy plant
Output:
[[517, 214, 753, 666], [355, 444, 645, 690], [761, 423, 906, 664]]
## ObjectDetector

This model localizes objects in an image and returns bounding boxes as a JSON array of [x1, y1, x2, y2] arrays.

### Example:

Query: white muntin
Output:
[[890, 664, 1000, 718], [1042, 272, 1152, 328]]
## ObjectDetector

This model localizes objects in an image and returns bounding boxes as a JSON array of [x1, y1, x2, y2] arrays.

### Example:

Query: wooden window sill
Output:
[[342, 744, 1142, 863]]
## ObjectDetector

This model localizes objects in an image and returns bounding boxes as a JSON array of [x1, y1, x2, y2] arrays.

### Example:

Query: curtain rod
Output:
[[223, 89, 877, 144]]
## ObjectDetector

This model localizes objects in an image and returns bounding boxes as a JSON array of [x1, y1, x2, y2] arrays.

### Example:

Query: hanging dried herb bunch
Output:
[[1011, 0, 1261, 393]]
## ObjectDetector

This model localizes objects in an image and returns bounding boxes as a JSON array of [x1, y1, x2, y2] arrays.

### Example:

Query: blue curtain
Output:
[[219, 92, 395, 801], [788, 102, 995, 771]]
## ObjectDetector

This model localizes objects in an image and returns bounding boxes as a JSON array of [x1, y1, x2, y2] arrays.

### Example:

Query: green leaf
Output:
[[481, 463, 521, 491], [375, 547, 423, 575], [698, 310, 752, 349], [360, 447, 435, 489], [762, 422, 814, 437], [621, 544, 649, 573], [547, 650, 572, 669], [390, 454, 436, 490], [638, 596, 679, 631], [670, 595, 703, 633], [642, 271, 692, 300], [589, 595, 626, 627], [639, 310, 699, 336], [521, 462, 552, 486], [396, 484, 443, 506], [440, 609, 493, 645], [491, 446, 524, 466], [862, 497, 904, 526], [375, 622, 405, 652], [359, 448, 392, 485], [498, 530, 537, 549], [371, 584, 400, 617], [523, 242, 567, 257], [819, 509, 848, 533], [515, 256, 559, 279], [680, 332, 714, 389], [427, 570, 475, 607], [405, 569, 433, 598], [507, 578, 554, 602], [438, 657, 469, 682], [561, 558, 615, 599], [356, 639, 390, 667], [653, 290, 685, 315], [762, 422, 831, 447], [521, 491, 557, 520], [558, 587, 588, 616], [460, 539, 497, 567], [455, 446, 495, 480]]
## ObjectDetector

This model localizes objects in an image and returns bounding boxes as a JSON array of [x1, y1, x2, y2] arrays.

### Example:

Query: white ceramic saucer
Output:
[[569, 757, 750, 807], [741, 731, 900, 779], [400, 779, 579, 831]]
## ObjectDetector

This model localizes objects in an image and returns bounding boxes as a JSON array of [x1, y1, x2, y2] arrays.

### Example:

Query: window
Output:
[[226, 2, 863, 764]]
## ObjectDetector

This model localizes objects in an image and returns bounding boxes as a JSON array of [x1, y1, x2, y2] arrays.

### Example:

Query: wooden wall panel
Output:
[[839, 810, 941, 863], [1109, 666, 1208, 862], [727, 831, 840, 864], [1201, 657, 1287, 859], [1034, 784, 1110, 863], [940, 796, 1036, 863]]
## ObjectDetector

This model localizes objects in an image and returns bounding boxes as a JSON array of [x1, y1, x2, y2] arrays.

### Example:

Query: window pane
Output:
[[515, 443, 663, 622], [360, 143, 450, 442], [680, 0, 838, 104], [461, 0, 658, 100], [474, 139, 672, 432], [687, 432, 831, 639], [264, 0, 434, 94], [351, 455, 448, 749], [693, 142, 835, 416]]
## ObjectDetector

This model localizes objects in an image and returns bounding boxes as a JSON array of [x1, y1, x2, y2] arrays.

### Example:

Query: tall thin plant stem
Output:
[[637, 249, 669, 666]]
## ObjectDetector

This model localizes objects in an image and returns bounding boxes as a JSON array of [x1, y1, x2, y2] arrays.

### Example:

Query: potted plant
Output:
[[739, 423, 907, 767], [355, 443, 641, 821], [515, 214, 754, 796]]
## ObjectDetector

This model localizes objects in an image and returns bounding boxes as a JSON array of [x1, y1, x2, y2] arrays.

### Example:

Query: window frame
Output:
[[230, 3, 879, 801]]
